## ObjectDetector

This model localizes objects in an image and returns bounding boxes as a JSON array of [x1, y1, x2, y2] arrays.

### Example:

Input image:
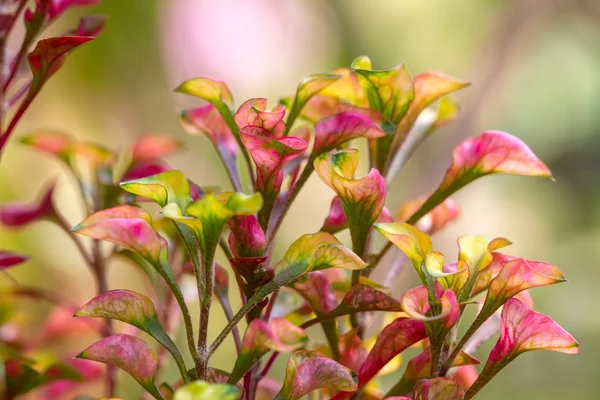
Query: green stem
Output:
[[442, 310, 491, 372], [322, 320, 341, 361], [463, 360, 509, 400], [197, 244, 217, 380]]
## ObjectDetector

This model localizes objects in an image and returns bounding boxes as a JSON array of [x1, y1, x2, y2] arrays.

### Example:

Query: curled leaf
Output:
[[373, 222, 432, 281], [241, 126, 306, 224], [315, 149, 386, 256], [396, 72, 469, 135], [353, 61, 414, 125], [313, 112, 385, 155], [229, 318, 307, 383], [276, 350, 358, 400], [120, 170, 192, 209], [285, 74, 341, 134], [176, 77, 233, 108], [235, 98, 286, 136], [77, 334, 161, 397]]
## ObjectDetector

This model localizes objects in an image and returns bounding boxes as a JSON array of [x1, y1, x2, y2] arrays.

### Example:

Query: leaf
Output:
[[71, 14, 106, 36], [396, 72, 469, 135], [131, 135, 182, 162], [162, 192, 262, 261], [409, 131, 551, 226], [473, 299, 578, 396], [174, 380, 241, 400], [181, 105, 241, 191], [313, 112, 385, 155], [241, 126, 306, 224], [397, 197, 460, 235], [388, 349, 479, 397], [290, 271, 338, 315], [353, 62, 414, 125], [338, 329, 368, 372], [209, 232, 366, 356], [322, 196, 393, 234], [470, 253, 515, 297], [285, 74, 341, 134], [0, 182, 56, 227], [175, 77, 234, 108], [19, 132, 72, 162], [331, 318, 427, 400], [481, 258, 565, 313], [25, 36, 94, 105], [120, 170, 192, 209], [315, 149, 386, 257], [75, 290, 188, 379], [72, 205, 167, 264], [276, 350, 358, 400], [229, 318, 307, 383], [327, 283, 402, 317], [373, 222, 432, 282], [412, 377, 464, 400], [456, 236, 511, 302], [0, 250, 29, 270], [77, 334, 162, 398], [235, 98, 286, 136]]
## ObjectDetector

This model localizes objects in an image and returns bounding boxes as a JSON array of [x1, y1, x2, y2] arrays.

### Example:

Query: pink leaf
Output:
[[0, 250, 29, 270], [329, 283, 402, 316], [332, 318, 427, 400], [0, 183, 56, 227], [483, 258, 565, 312], [72, 205, 167, 263], [131, 135, 181, 161], [291, 271, 338, 315], [229, 318, 308, 383], [278, 350, 358, 400], [72, 15, 105, 36], [322, 196, 392, 233], [313, 112, 385, 155], [314, 149, 386, 256], [397, 197, 460, 235], [235, 98, 286, 136], [412, 377, 464, 400], [338, 329, 368, 373], [49, 0, 99, 19], [473, 298, 578, 396], [77, 334, 161, 397]]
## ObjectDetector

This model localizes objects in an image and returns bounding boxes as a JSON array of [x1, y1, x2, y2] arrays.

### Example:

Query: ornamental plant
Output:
[[0, 11, 579, 400]]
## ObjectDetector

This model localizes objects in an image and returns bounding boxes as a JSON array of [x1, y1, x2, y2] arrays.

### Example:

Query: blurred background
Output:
[[1, 0, 599, 398]]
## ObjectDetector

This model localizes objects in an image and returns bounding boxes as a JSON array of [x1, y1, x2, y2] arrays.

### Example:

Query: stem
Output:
[[322, 320, 341, 361], [215, 288, 241, 354], [262, 289, 278, 322], [92, 239, 117, 398], [8, 80, 31, 107], [442, 310, 490, 372], [260, 351, 279, 378], [197, 245, 217, 379], [267, 162, 313, 244]]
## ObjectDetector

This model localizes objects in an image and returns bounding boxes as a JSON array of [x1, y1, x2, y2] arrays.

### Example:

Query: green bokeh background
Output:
[[1, 0, 599, 398]]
